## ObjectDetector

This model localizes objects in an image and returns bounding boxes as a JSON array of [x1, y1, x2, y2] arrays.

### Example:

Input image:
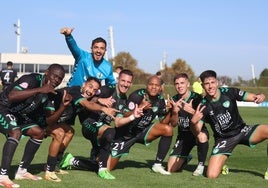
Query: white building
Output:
[[0, 53, 74, 87]]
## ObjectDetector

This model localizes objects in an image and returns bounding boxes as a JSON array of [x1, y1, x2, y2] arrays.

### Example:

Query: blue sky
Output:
[[1, 0, 267, 80]]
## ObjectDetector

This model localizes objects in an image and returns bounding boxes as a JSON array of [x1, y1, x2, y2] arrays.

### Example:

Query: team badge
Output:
[[152, 106, 158, 112], [96, 72, 103, 79], [223, 101, 230, 108], [118, 104, 124, 110], [212, 148, 219, 154], [111, 150, 118, 157]]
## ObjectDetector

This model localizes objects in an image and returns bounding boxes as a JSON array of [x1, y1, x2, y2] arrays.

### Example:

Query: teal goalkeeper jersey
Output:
[[66, 35, 116, 87]]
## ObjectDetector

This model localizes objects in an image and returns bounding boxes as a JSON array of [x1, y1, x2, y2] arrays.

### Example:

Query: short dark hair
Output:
[[156, 71, 161, 76], [119, 69, 133, 78], [47, 63, 65, 73], [86, 76, 101, 87], [147, 75, 161, 85], [173, 73, 189, 83], [91, 37, 107, 47], [199, 70, 217, 82], [7, 61, 13, 66]]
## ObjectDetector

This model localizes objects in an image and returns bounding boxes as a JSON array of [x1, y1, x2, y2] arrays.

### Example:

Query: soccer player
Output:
[[59, 70, 136, 179], [43, 76, 118, 182], [16, 89, 73, 183], [60, 27, 116, 87], [108, 75, 173, 175], [0, 64, 65, 188], [0, 61, 18, 91], [167, 73, 209, 176], [191, 70, 268, 179]]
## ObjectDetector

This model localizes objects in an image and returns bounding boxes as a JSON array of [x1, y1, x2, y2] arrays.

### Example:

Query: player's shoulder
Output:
[[101, 58, 113, 67], [99, 85, 115, 97], [131, 88, 146, 97]]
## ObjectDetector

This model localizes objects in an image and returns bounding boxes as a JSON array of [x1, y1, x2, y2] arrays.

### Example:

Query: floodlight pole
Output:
[[108, 26, 115, 65], [251, 64, 256, 86], [14, 19, 21, 53]]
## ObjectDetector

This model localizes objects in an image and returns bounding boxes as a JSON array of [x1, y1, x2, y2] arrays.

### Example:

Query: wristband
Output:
[[129, 114, 135, 121]]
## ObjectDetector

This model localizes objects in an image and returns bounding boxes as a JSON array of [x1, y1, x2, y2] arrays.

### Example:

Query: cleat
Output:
[[151, 164, 171, 175], [15, 171, 42, 181], [193, 165, 204, 176], [264, 171, 268, 180], [59, 152, 73, 170], [55, 169, 69, 175], [55, 166, 69, 175], [44, 171, 61, 182], [221, 165, 229, 175], [98, 170, 115, 180], [0, 175, 20, 188]]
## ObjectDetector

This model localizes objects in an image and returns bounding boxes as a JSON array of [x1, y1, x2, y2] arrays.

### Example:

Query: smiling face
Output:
[[81, 79, 100, 99], [202, 76, 219, 99], [44, 64, 65, 88], [174, 77, 190, 97], [91, 42, 106, 62], [117, 72, 133, 95], [146, 76, 162, 97]]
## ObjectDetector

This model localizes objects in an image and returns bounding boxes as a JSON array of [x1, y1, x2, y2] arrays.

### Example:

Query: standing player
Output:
[[0, 61, 18, 91], [167, 73, 209, 176], [60, 27, 116, 87], [59, 70, 135, 179], [191, 70, 268, 179], [0, 64, 65, 188], [108, 75, 173, 175]]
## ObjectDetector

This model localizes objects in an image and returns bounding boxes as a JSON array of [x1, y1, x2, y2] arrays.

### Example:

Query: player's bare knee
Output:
[[164, 125, 173, 136], [52, 128, 65, 140], [66, 128, 75, 137], [9, 128, 21, 140], [197, 132, 208, 143]]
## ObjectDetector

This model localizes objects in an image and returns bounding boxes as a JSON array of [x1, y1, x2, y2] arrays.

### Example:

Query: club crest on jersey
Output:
[[96, 72, 103, 79], [19, 82, 29, 89], [111, 150, 118, 157], [223, 101, 230, 108], [118, 104, 124, 110], [212, 148, 219, 154], [152, 106, 158, 112]]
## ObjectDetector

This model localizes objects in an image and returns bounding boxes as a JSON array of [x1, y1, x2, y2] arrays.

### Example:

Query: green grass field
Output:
[[0, 107, 268, 188]]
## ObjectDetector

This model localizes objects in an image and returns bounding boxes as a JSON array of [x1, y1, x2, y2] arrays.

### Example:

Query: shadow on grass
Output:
[[115, 160, 149, 169], [10, 163, 46, 179], [227, 168, 264, 178]]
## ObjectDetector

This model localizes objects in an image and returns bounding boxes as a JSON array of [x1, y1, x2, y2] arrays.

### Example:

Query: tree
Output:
[[111, 52, 138, 70], [169, 58, 195, 83], [257, 68, 268, 86], [110, 51, 149, 84], [218, 76, 232, 86]]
